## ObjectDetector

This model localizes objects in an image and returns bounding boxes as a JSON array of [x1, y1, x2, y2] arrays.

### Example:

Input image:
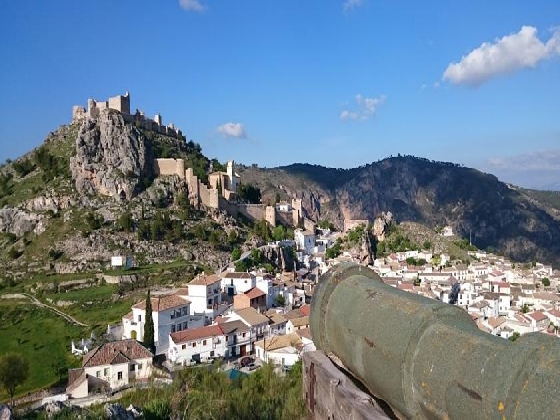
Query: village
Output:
[[61, 220, 560, 404]]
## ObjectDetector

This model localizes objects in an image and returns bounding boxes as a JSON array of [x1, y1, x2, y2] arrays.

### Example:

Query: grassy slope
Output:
[[0, 301, 86, 401]]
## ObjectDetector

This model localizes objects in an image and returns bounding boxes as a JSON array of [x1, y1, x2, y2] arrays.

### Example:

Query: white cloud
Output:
[[341, 93, 386, 121], [483, 149, 560, 189], [488, 149, 560, 172], [443, 26, 560, 86], [179, 0, 206, 12], [216, 122, 247, 138], [343, 0, 364, 12]]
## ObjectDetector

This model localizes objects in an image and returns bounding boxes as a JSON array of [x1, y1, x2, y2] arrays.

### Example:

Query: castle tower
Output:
[[154, 113, 162, 126]]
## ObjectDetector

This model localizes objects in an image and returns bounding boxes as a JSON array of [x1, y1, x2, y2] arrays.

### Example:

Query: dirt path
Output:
[[1, 293, 89, 327]]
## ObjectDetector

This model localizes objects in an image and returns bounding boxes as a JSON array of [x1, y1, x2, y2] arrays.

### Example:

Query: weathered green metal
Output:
[[310, 262, 560, 419]]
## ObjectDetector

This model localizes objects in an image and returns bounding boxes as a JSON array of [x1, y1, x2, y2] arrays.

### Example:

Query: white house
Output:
[[264, 310, 288, 336], [66, 339, 153, 399], [219, 319, 252, 357], [295, 229, 315, 254], [254, 333, 304, 367], [228, 307, 269, 344], [122, 293, 204, 355], [183, 273, 227, 321], [221, 272, 256, 296], [167, 324, 227, 365]]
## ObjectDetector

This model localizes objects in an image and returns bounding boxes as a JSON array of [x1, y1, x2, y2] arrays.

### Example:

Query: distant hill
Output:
[[239, 157, 560, 267]]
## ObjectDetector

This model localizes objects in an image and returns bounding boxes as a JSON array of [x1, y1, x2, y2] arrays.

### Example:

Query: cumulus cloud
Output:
[[343, 0, 364, 12], [340, 93, 386, 121], [216, 122, 247, 138], [443, 26, 560, 86], [179, 0, 206, 12]]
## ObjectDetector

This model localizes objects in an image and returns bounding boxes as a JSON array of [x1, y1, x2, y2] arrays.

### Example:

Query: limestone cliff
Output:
[[71, 112, 155, 199]]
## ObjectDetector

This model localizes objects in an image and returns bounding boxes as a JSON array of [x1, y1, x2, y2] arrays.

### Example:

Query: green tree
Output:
[[143, 290, 155, 354], [231, 247, 242, 261], [0, 352, 29, 407], [118, 211, 134, 232], [542, 277, 551, 287], [422, 240, 432, 250], [227, 229, 238, 245]]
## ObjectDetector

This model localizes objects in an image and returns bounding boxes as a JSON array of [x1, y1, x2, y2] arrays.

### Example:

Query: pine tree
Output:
[[143, 289, 155, 354]]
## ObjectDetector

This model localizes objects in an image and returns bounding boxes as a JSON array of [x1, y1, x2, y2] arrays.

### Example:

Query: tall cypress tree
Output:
[[143, 289, 155, 354]]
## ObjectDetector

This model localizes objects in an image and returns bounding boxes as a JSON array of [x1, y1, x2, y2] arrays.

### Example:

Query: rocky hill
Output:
[[239, 157, 560, 266], [0, 114, 253, 283]]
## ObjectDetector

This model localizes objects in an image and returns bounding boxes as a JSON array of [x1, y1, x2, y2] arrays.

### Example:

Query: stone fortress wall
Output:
[[72, 92, 183, 139]]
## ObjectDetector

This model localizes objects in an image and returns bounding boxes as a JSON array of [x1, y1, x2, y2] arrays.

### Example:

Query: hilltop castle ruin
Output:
[[71, 92, 307, 229], [72, 92, 183, 139]]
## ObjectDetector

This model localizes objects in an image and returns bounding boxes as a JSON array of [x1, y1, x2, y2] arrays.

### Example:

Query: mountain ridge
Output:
[[239, 156, 560, 267]]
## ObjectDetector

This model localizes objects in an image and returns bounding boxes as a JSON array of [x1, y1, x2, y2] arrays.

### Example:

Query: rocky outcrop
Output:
[[373, 211, 393, 242], [262, 245, 296, 272], [71, 112, 155, 200], [0, 207, 44, 236]]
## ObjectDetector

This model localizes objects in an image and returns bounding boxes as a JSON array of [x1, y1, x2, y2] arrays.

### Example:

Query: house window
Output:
[[138, 364, 142, 371], [203, 339, 207, 346], [182, 344, 186, 350], [138, 314, 142, 322], [210, 351, 215, 357], [96, 371, 101, 378], [244, 280, 247, 283], [130, 364, 135, 372], [103, 368, 109, 376], [242, 332, 246, 338], [208, 299, 212, 305], [193, 342, 197, 347], [171, 325, 176, 333], [183, 322, 188, 330], [118, 371, 123, 380]]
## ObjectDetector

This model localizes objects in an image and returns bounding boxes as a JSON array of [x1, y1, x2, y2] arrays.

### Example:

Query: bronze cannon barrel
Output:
[[310, 263, 560, 419]]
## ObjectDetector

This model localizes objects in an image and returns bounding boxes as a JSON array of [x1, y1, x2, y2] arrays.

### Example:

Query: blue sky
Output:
[[0, 0, 559, 189]]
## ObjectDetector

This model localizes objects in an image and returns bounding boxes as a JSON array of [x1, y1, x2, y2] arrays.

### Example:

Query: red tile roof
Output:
[[299, 304, 310, 317], [82, 339, 153, 368], [170, 325, 223, 344], [526, 311, 548, 322], [221, 272, 253, 279], [245, 287, 266, 299]]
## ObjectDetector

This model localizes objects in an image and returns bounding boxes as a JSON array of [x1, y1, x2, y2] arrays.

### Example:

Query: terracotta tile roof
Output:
[[170, 325, 223, 345], [397, 283, 414, 291], [526, 311, 548, 322], [221, 272, 253, 279], [487, 317, 506, 329], [547, 309, 560, 317], [66, 368, 86, 392], [245, 287, 266, 299], [296, 328, 312, 341], [133, 294, 190, 312], [190, 273, 221, 285], [235, 307, 269, 326], [219, 320, 250, 334], [266, 312, 287, 326], [175, 287, 189, 295], [255, 333, 303, 351], [299, 305, 310, 316], [290, 316, 309, 328], [123, 311, 133, 320], [82, 339, 153, 368]]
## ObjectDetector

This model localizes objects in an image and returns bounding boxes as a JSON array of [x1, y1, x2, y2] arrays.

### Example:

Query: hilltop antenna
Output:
[[469, 230, 472, 246]]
